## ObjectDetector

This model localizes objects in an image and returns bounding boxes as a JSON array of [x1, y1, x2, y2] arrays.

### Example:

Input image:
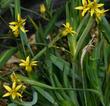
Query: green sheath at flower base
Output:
[[19, 56, 38, 72], [9, 14, 27, 37], [62, 22, 76, 36], [3, 82, 23, 100]]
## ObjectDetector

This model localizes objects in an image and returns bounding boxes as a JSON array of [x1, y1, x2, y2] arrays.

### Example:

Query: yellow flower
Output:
[[9, 14, 27, 37], [88, 0, 104, 16], [75, 0, 90, 16], [10, 72, 26, 91], [62, 22, 76, 36], [95, 9, 108, 22], [40, 4, 46, 14], [75, 0, 106, 20], [3, 82, 22, 100], [10, 72, 20, 83], [19, 56, 38, 72]]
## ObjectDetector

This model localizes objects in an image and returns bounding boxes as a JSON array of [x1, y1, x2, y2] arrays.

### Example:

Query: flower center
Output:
[[66, 27, 72, 33], [90, 2, 97, 9], [11, 89, 16, 95]]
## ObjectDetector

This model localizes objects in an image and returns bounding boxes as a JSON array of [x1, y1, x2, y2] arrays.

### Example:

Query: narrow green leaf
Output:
[[43, 7, 63, 38], [16, 74, 99, 94], [50, 54, 70, 73], [50, 54, 79, 80], [20, 31, 34, 57], [101, 17, 110, 43], [46, 0, 52, 9], [75, 17, 94, 58], [16, 74, 53, 89], [8, 103, 17, 106], [14, 0, 21, 18], [34, 87, 57, 105], [0, 0, 13, 9], [0, 48, 17, 69]]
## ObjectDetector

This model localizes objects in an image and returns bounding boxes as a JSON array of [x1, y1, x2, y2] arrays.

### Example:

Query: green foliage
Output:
[[0, 48, 17, 69], [0, 0, 110, 106]]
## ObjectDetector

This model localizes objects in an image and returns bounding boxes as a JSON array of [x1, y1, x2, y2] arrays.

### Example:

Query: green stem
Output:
[[32, 34, 61, 60], [20, 31, 26, 57], [17, 74, 100, 95], [23, 32, 34, 57], [14, 0, 21, 19], [82, 68, 87, 106]]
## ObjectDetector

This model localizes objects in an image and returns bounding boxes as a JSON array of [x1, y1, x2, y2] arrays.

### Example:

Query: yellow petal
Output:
[[82, 0, 87, 5], [82, 11, 85, 17], [20, 59, 26, 63], [3, 93, 11, 97], [3, 84, 12, 92], [9, 22, 17, 25], [95, 9, 101, 13], [31, 61, 38, 64], [19, 63, 26, 67], [71, 31, 77, 34], [12, 93, 16, 100], [9, 26, 15, 30], [12, 82, 16, 89], [82, 8, 88, 16], [20, 26, 25, 32], [75, 6, 83, 10], [9, 25, 18, 31], [31, 62, 37, 66], [31, 63, 37, 66], [17, 92, 22, 97], [15, 84, 22, 91], [21, 18, 26, 22], [97, 3, 104, 8], [87, 0, 91, 4], [82, 0, 85, 5], [26, 56, 30, 64]]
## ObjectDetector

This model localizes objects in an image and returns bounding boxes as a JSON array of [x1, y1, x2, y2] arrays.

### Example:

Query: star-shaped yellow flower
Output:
[[19, 56, 38, 72], [75, 0, 90, 16], [3, 82, 22, 100], [10, 72, 26, 91], [95, 9, 108, 22], [39, 4, 46, 14], [88, 0, 104, 16], [9, 14, 27, 37], [75, 0, 107, 20], [62, 22, 76, 36]]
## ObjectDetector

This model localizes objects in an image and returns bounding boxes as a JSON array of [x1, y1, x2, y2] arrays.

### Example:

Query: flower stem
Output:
[[32, 33, 61, 60]]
